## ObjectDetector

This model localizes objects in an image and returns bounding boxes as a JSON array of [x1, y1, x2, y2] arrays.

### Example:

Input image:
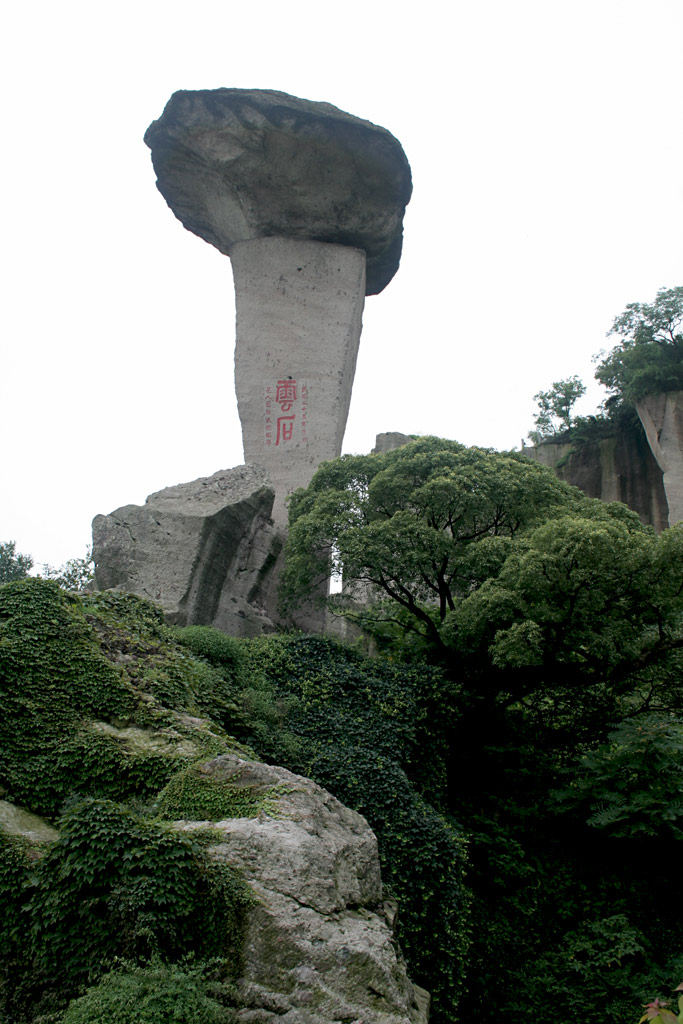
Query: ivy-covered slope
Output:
[[0, 579, 467, 1024]]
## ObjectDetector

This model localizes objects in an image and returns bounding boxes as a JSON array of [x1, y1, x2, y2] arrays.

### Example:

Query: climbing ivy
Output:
[[61, 960, 236, 1024], [0, 800, 252, 1022], [0, 581, 236, 817], [156, 761, 278, 821], [0, 584, 470, 1024]]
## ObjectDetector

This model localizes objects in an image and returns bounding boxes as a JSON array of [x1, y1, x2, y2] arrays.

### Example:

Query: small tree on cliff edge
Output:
[[527, 375, 586, 444], [595, 286, 683, 409]]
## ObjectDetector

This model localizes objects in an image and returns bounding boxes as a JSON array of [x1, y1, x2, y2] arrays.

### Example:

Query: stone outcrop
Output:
[[1, 753, 429, 1024], [522, 424, 669, 531], [144, 88, 412, 296], [0, 801, 58, 846], [92, 465, 283, 636], [636, 391, 683, 525], [177, 753, 428, 1024], [373, 431, 414, 454], [145, 88, 412, 529]]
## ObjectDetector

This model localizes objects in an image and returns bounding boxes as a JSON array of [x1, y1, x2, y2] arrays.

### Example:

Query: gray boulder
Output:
[[92, 465, 283, 636], [144, 88, 412, 295], [177, 753, 429, 1024]]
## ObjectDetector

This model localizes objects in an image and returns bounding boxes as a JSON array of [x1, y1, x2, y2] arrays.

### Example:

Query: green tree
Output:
[[0, 540, 33, 582], [444, 514, 683, 736], [282, 437, 618, 651], [528, 375, 587, 443], [42, 546, 94, 591], [556, 713, 683, 839], [595, 286, 683, 409]]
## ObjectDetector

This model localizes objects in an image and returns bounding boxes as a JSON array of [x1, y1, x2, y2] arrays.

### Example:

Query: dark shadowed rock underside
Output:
[[144, 88, 412, 295]]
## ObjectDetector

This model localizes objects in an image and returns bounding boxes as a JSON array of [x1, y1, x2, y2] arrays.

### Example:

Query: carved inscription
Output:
[[265, 378, 308, 449]]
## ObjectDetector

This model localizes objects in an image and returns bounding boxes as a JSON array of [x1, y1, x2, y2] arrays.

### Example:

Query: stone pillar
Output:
[[636, 391, 683, 525], [232, 238, 366, 528], [143, 85, 410, 555]]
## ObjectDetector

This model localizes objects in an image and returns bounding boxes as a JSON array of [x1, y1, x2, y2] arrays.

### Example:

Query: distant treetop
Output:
[[595, 286, 683, 409]]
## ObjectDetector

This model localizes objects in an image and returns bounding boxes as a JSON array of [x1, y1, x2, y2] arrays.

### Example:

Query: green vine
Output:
[[1, 799, 253, 1022]]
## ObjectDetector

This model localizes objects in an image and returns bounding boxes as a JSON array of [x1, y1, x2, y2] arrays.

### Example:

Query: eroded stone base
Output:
[[92, 465, 283, 636]]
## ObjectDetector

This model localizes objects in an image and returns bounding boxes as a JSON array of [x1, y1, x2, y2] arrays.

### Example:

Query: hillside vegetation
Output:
[[0, 580, 465, 1023], [283, 438, 683, 1022], [2, 436, 683, 1023]]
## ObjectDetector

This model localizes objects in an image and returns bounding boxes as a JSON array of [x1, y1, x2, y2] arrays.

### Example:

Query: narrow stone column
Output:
[[636, 391, 683, 525], [232, 238, 366, 526]]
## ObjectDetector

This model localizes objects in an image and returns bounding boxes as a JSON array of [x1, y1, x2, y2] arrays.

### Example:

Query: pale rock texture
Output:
[[92, 465, 283, 636], [636, 391, 683, 525], [144, 88, 412, 296], [233, 238, 365, 527], [0, 800, 58, 845], [373, 432, 414, 454], [177, 753, 429, 1024]]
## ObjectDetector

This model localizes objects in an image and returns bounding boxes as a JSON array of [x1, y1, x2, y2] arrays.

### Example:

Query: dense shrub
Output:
[[61, 961, 235, 1024], [0, 582, 233, 817]]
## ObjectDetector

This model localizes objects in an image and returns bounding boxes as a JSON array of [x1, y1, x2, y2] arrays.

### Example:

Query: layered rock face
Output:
[[522, 425, 669, 531], [179, 754, 429, 1024], [636, 391, 683, 525], [92, 465, 283, 636], [144, 88, 411, 529]]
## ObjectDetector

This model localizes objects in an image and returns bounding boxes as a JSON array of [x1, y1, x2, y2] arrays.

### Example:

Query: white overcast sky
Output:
[[2, 0, 682, 567]]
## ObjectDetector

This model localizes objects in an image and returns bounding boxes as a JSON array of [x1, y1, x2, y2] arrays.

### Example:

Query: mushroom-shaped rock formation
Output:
[[144, 88, 412, 296], [145, 89, 412, 528]]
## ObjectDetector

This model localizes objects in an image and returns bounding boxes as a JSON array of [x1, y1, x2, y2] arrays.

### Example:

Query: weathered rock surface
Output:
[[178, 753, 429, 1024], [522, 425, 669, 531], [373, 432, 414, 454], [144, 88, 412, 296], [92, 465, 284, 636], [0, 800, 58, 845], [233, 237, 365, 527], [636, 391, 683, 525]]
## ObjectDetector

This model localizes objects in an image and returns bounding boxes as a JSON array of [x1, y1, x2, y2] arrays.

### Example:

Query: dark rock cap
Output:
[[144, 88, 412, 295]]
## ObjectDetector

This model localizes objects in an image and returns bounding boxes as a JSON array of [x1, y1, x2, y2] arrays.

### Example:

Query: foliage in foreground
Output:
[[61, 960, 235, 1024], [281, 435, 589, 648], [0, 580, 467, 1024], [1, 801, 249, 1022], [282, 438, 683, 1023]]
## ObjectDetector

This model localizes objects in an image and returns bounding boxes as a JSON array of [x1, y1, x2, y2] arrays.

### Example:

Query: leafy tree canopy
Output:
[[0, 540, 33, 583], [281, 437, 615, 650], [444, 514, 683, 736], [595, 286, 683, 409], [42, 546, 94, 591], [528, 375, 587, 444]]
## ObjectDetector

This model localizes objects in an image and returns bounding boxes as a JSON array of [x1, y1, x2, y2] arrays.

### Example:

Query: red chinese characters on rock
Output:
[[300, 383, 308, 445], [275, 379, 297, 411], [265, 385, 273, 447], [265, 378, 308, 449], [276, 415, 295, 444]]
